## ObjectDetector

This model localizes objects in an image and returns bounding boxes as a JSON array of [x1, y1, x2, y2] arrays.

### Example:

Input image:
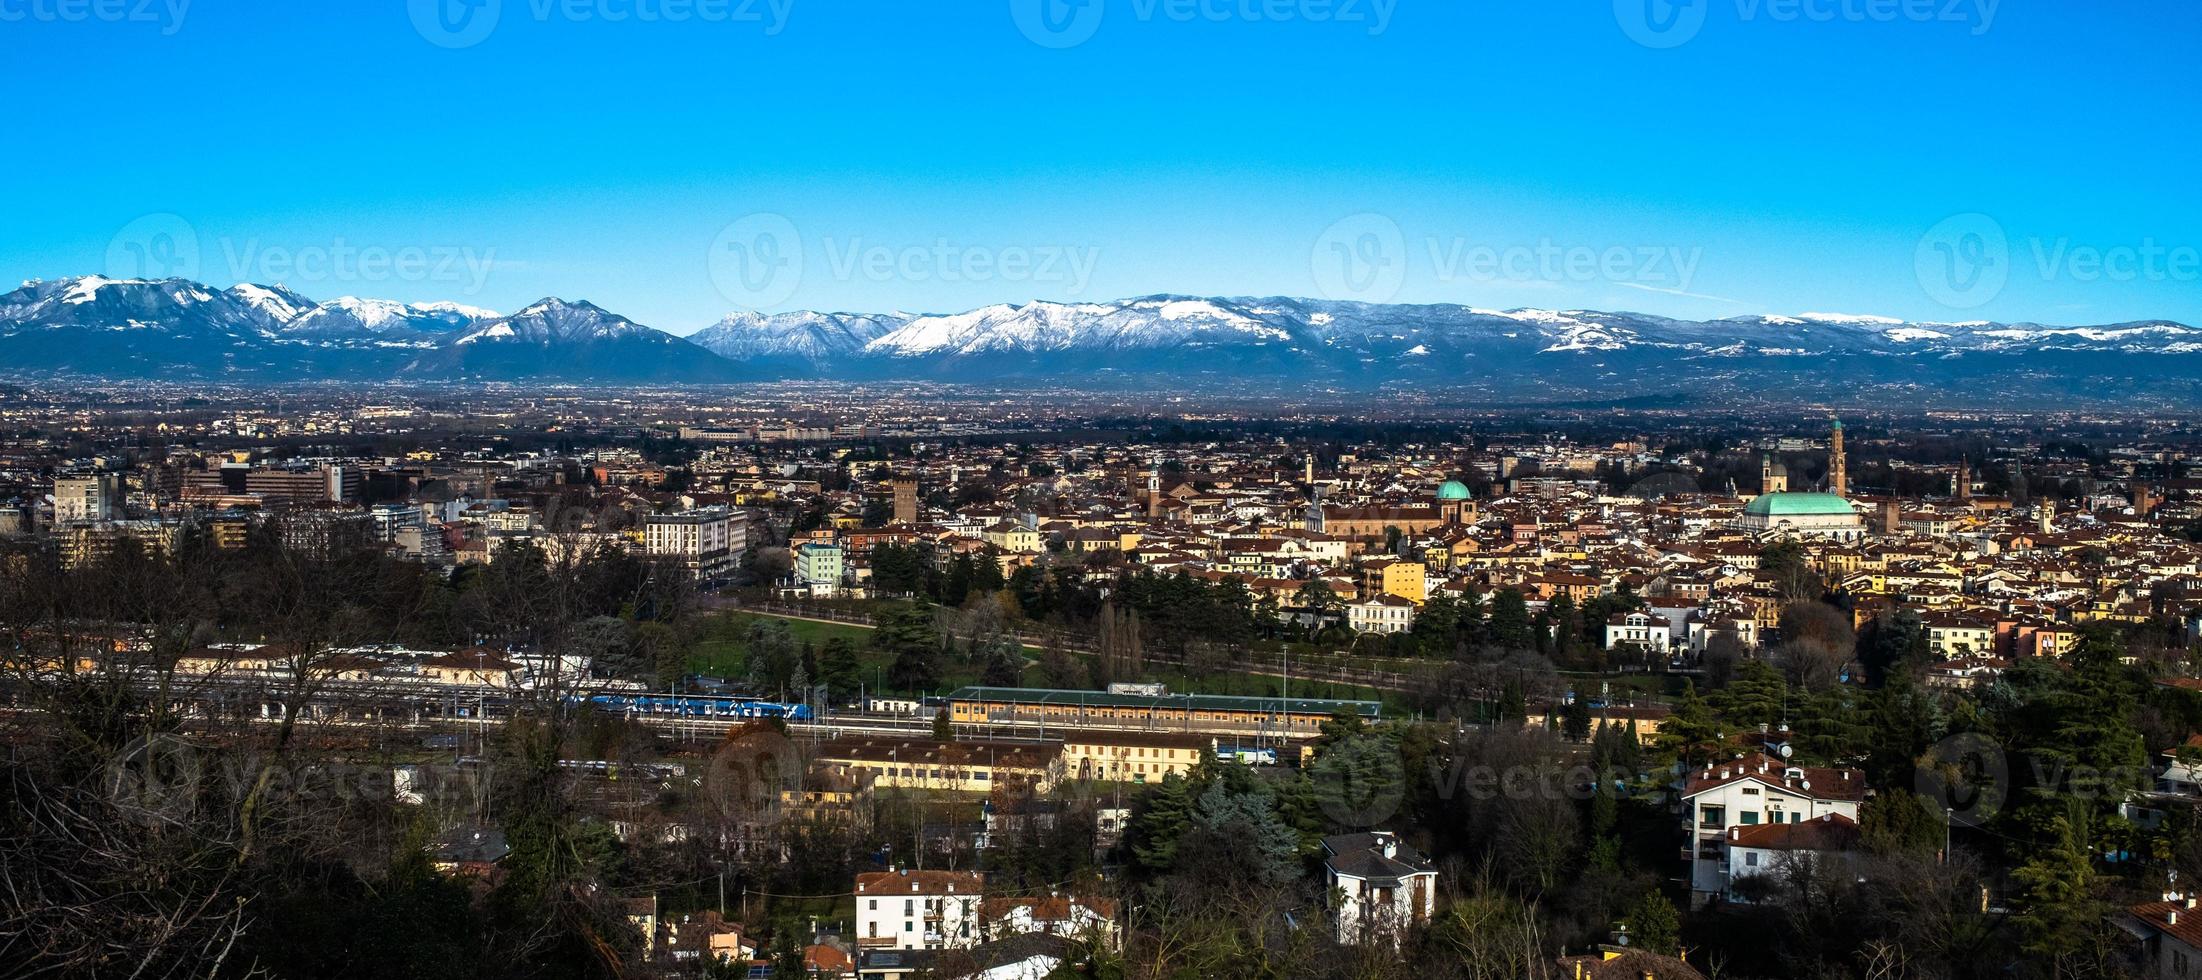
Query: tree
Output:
[[1125, 773, 1195, 878], [1623, 890, 1681, 956], [975, 634, 1025, 687], [932, 707, 952, 741], [876, 602, 944, 694], [1562, 696, 1591, 742], [2010, 816, 2115, 975], [818, 637, 863, 702], [1488, 589, 1532, 651]]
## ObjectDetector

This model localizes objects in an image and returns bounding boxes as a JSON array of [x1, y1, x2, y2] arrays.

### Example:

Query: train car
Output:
[[581, 693, 813, 721]]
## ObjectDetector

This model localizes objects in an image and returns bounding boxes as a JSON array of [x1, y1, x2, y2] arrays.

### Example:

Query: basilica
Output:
[[1733, 418, 1867, 542]]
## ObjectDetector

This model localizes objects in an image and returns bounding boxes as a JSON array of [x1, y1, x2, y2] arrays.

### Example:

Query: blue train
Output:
[[582, 693, 814, 721]]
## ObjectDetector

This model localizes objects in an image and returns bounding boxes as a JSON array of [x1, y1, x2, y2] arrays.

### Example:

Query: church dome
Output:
[[1437, 480, 1472, 500], [1743, 491, 1856, 517]]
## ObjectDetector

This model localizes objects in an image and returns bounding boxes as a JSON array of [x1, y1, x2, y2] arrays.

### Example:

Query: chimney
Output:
[[1729, 827, 1740, 841], [2172, 909, 2181, 926]]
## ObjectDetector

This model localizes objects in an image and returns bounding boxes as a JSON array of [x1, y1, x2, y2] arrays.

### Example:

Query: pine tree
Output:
[[1488, 589, 1532, 650]]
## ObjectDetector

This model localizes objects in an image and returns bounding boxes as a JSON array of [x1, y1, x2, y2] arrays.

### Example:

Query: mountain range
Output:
[[5, 276, 2199, 403]]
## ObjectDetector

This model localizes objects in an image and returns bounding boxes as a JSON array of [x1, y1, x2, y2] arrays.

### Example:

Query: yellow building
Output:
[[1364, 560, 1427, 604], [815, 737, 1061, 794], [1058, 731, 1211, 784], [948, 686, 1380, 737]]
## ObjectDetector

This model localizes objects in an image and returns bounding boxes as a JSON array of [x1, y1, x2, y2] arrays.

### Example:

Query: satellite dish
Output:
[[1779, 744, 1794, 759]]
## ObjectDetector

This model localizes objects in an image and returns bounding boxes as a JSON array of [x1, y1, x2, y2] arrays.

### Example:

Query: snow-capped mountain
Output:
[[688, 310, 913, 371], [281, 296, 497, 342], [1, 276, 2197, 403], [225, 283, 319, 332], [398, 298, 738, 382]]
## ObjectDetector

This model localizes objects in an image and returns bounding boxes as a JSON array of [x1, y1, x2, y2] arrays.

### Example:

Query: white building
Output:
[[795, 540, 845, 597], [54, 472, 121, 523], [1323, 831, 1437, 945], [1680, 759, 1864, 906], [644, 506, 743, 581], [1603, 611, 1673, 656], [979, 895, 1119, 946], [856, 869, 984, 951], [1731, 491, 1866, 542], [1723, 813, 1862, 903], [1346, 594, 1417, 635]]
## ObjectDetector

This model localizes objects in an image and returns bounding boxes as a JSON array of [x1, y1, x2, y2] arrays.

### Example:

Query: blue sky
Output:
[[4, 0, 2198, 331]]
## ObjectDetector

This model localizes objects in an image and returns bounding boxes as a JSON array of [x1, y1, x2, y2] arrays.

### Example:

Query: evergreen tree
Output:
[[1488, 589, 1532, 650], [1125, 773, 1195, 877]]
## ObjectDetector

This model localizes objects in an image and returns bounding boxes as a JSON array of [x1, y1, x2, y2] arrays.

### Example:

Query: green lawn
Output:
[[688, 609, 1412, 710], [686, 611, 1029, 698]]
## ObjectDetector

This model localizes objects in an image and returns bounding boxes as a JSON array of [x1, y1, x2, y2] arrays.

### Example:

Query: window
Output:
[[1745, 852, 1759, 867], [1699, 805, 1725, 828], [1740, 812, 1759, 825]]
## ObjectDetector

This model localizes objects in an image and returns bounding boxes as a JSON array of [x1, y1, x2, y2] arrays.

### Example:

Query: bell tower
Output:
[[1829, 417, 1848, 498], [1761, 454, 1788, 495]]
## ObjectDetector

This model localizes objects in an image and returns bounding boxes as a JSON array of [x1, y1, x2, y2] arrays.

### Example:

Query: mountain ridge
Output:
[[3, 276, 2198, 403]]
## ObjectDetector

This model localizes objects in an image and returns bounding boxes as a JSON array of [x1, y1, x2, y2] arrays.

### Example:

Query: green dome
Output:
[[1744, 491, 1856, 517], [1437, 480, 1472, 501]]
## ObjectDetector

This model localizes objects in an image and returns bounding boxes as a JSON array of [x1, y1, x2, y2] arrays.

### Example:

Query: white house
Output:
[[2126, 895, 2202, 980], [980, 894, 1119, 946], [1723, 813, 1863, 903], [1323, 831, 1437, 945], [1347, 594, 1417, 635], [1680, 760, 1865, 907], [857, 869, 985, 951], [1603, 611, 1673, 657]]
